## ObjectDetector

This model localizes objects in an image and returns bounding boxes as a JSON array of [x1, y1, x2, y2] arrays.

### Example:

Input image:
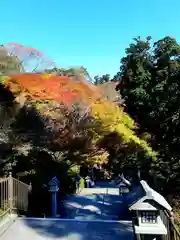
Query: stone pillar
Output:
[[52, 191, 57, 217], [48, 176, 59, 218]]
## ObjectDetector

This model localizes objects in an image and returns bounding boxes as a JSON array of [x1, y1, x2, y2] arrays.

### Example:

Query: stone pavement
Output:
[[1, 218, 135, 240], [64, 181, 131, 220], [0, 181, 135, 240]]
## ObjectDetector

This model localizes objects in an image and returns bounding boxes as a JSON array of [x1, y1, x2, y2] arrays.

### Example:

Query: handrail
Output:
[[166, 210, 180, 237], [12, 177, 29, 188], [162, 210, 180, 240], [0, 178, 8, 183], [0, 173, 30, 217]]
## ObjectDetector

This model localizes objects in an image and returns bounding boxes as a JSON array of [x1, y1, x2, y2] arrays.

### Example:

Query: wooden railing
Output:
[[161, 210, 180, 240], [0, 172, 30, 220]]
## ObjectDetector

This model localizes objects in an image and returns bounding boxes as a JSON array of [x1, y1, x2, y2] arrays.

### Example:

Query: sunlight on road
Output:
[[83, 205, 101, 214]]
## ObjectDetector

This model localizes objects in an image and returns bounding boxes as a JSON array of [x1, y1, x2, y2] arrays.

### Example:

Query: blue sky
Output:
[[1, 0, 180, 78]]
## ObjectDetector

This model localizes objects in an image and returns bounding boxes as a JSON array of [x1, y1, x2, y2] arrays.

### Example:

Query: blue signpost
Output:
[[48, 176, 60, 218]]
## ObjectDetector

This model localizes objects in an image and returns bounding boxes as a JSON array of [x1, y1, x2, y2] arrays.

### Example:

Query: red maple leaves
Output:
[[3, 42, 101, 106], [5, 73, 101, 105]]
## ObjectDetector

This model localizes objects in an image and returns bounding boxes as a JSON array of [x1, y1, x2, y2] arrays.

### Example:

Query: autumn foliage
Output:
[[2, 72, 156, 162], [4, 73, 101, 106], [0, 43, 156, 170]]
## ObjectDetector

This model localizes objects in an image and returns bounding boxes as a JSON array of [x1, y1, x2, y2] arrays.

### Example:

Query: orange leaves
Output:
[[4, 73, 101, 106]]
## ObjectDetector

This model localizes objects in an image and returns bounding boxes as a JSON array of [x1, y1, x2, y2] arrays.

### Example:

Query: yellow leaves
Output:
[[87, 151, 109, 165], [41, 73, 53, 79], [91, 100, 134, 132], [91, 100, 157, 159], [0, 76, 9, 84]]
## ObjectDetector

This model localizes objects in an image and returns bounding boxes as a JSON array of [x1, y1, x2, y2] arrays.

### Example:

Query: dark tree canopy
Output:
[[116, 36, 180, 195]]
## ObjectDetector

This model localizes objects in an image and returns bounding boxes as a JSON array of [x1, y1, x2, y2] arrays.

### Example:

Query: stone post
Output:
[[51, 191, 57, 217]]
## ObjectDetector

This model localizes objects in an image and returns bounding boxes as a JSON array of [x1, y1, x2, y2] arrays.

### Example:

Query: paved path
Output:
[[64, 181, 131, 220], [0, 181, 135, 240], [1, 218, 135, 240]]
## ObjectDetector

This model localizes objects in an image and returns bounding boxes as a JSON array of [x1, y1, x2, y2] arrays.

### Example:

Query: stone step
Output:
[[79, 187, 119, 196]]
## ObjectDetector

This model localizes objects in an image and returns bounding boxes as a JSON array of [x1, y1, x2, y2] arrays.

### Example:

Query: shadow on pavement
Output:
[[64, 194, 111, 219], [7, 182, 135, 239], [64, 193, 127, 220], [22, 218, 135, 239]]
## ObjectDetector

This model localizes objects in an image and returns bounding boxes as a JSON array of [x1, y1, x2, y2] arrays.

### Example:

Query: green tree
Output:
[[116, 36, 180, 195], [45, 66, 93, 83], [94, 74, 111, 85]]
